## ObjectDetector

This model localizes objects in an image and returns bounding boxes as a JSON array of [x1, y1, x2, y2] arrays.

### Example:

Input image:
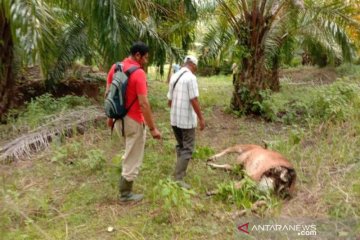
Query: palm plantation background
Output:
[[0, 0, 196, 116], [1, 0, 360, 239], [1, 0, 359, 116]]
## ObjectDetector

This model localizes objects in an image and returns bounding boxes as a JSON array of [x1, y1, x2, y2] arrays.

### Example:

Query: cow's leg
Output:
[[207, 162, 233, 171], [207, 146, 241, 162]]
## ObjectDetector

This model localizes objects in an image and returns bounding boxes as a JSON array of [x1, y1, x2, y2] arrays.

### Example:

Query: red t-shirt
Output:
[[106, 58, 147, 124]]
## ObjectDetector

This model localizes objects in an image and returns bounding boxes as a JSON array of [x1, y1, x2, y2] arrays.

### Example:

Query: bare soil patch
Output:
[[280, 66, 337, 85], [199, 106, 286, 150]]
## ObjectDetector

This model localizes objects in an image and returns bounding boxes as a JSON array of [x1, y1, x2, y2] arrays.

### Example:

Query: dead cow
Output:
[[207, 144, 296, 198]]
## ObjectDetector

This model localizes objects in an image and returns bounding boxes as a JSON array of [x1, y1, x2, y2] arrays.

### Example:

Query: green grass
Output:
[[261, 77, 360, 124], [7, 94, 91, 129], [1, 65, 360, 239]]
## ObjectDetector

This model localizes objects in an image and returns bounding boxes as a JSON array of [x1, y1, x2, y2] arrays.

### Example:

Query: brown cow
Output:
[[207, 144, 296, 198]]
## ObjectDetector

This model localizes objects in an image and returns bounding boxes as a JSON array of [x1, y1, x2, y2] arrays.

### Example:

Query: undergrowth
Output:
[[6, 94, 91, 129], [1, 65, 360, 239], [261, 78, 360, 124]]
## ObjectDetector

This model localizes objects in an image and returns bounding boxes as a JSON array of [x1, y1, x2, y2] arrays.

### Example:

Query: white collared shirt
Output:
[[167, 67, 199, 129]]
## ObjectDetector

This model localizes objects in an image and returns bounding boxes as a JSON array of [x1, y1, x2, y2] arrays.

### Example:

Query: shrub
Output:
[[309, 82, 359, 122], [215, 176, 279, 211], [261, 80, 360, 124], [336, 63, 360, 78], [153, 178, 196, 215], [192, 146, 215, 160], [51, 141, 83, 164], [7, 94, 91, 129], [80, 149, 106, 172]]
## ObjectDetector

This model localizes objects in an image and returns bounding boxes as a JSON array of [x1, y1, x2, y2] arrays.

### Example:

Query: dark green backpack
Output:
[[104, 62, 139, 135]]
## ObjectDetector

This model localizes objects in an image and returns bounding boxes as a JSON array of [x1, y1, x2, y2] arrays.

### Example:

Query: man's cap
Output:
[[184, 55, 198, 66]]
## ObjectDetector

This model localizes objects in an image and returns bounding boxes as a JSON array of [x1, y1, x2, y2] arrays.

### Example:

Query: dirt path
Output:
[[198, 106, 287, 150]]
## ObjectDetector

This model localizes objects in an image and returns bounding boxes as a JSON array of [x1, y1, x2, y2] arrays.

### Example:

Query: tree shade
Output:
[[0, 0, 198, 116]]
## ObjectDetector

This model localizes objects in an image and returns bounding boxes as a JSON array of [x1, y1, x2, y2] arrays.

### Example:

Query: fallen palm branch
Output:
[[0, 106, 106, 163]]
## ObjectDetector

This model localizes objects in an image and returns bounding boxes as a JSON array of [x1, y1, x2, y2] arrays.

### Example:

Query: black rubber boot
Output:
[[174, 158, 191, 189], [119, 177, 143, 202]]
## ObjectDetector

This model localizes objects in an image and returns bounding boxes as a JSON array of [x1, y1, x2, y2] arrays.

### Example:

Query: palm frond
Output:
[[46, 18, 89, 88], [10, 0, 58, 73], [298, 0, 358, 62], [123, 15, 183, 60], [263, 0, 357, 67], [200, 23, 235, 62], [0, 106, 105, 163]]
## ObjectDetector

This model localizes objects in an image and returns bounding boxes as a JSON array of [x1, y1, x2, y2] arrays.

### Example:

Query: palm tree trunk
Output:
[[270, 55, 280, 92], [231, 7, 280, 114], [0, 6, 14, 118], [231, 54, 270, 113]]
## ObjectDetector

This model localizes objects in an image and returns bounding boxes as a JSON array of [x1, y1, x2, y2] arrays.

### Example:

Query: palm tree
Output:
[[152, 0, 198, 80], [0, 0, 198, 117], [200, 0, 360, 114], [0, 1, 13, 117], [1, 0, 56, 117], [46, 0, 197, 87]]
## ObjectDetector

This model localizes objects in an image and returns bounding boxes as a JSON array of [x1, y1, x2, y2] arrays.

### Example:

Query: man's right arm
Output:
[[134, 69, 161, 139], [138, 95, 161, 139], [190, 97, 205, 131], [188, 76, 205, 130]]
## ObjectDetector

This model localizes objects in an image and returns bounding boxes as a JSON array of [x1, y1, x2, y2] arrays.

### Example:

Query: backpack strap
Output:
[[114, 62, 122, 72], [110, 119, 117, 137], [110, 118, 125, 138], [125, 66, 140, 77], [124, 66, 140, 115], [171, 70, 188, 95]]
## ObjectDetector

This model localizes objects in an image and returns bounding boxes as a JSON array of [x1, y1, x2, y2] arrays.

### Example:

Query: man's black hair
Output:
[[130, 41, 149, 56]]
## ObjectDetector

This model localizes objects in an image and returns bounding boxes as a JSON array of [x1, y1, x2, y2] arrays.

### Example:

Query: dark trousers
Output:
[[172, 126, 196, 180]]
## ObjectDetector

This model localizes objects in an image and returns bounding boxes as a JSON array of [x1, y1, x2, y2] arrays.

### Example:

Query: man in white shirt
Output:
[[167, 55, 206, 189]]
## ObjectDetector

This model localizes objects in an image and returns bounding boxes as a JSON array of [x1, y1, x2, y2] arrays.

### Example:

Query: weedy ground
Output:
[[1, 65, 360, 239]]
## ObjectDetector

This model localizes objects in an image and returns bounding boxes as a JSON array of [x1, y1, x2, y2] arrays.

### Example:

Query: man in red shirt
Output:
[[106, 42, 161, 202]]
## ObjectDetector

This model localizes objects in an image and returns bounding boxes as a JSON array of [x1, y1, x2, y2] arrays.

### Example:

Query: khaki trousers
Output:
[[115, 116, 146, 181]]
